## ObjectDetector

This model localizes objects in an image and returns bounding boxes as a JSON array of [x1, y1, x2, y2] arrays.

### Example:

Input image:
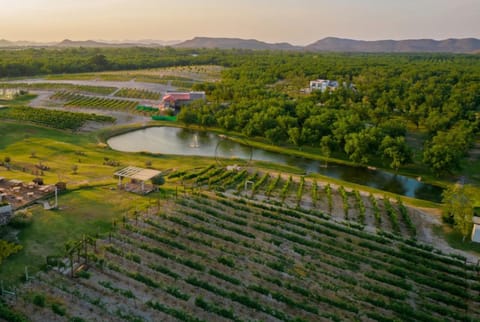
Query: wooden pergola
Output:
[[114, 166, 161, 193]]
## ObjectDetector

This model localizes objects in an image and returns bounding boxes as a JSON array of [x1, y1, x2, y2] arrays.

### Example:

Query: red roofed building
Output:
[[163, 93, 191, 104], [160, 91, 206, 111]]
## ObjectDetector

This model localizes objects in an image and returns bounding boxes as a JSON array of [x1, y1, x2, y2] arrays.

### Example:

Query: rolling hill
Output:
[[175, 36, 480, 53], [56, 39, 155, 47], [174, 37, 302, 50], [305, 37, 480, 53], [1, 36, 479, 52]]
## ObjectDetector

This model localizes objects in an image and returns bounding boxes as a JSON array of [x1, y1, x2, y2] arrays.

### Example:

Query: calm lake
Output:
[[107, 127, 443, 202]]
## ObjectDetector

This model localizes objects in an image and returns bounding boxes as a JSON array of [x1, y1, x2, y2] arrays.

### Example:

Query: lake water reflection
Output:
[[107, 127, 443, 202]]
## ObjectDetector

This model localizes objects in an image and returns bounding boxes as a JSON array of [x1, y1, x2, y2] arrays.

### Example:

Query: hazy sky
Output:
[[0, 0, 479, 44]]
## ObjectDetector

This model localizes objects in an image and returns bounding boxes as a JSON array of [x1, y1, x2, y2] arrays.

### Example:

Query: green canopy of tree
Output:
[[380, 136, 412, 171], [151, 175, 165, 186], [423, 121, 475, 175], [442, 184, 476, 241]]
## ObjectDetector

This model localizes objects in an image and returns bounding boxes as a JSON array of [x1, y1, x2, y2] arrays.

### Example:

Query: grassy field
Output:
[[0, 121, 215, 187], [0, 121, 216, 284], [0, 187, 162, 284]]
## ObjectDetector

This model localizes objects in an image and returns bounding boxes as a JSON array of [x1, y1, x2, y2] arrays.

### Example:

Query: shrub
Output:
[[166, 287, 190, 301], [354, 190, 366, 225], [218, 256, 235, 268], [9, 211, 33, 228], [384, 196, 400, 234], [70, 317, 86, 322], [76, 270, 91, 279], [311, 180, 318, 207], [296, 176, 305, 207], [0, 240, 23, 265], [325, 184, 333, 213], [151, 174, 165, 186], [369, 193, 381, 226], [338, 186, 349, 219], [280, 176, 292, 203], [51, 303, 66, 316], [265, 173, 281, 198], [32, 294, 46, 307]]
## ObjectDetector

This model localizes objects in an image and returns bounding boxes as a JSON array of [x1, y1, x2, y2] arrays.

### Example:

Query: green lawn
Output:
[[0, 121, 216, 188], [0, 186, 164, 284], [0, 121, 90, 149], [0, 121, 215, 284]]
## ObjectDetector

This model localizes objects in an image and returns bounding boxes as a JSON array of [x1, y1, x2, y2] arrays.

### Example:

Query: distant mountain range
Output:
[[0, 39, 56, 47], [1, 37, 479, 53], [175, 37, 480, 53], [57, 39, 141, 47], [0, 39, 179, 48]]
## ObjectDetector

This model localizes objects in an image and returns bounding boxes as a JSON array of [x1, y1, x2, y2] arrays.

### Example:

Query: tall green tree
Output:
[[320, 135, 333, 167], [380, 136, 412, 171], [423, 122, 474, 176], [442, 184, 475, 242], [344, 128, 379, 165]]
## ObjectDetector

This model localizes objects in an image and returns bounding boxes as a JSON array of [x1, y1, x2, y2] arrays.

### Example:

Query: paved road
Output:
[[6, 78, 175, 92], [5, 79, 175, 131], [28, 90, 151, 130]]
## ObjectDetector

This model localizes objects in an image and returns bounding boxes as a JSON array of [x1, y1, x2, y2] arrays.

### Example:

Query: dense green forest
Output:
[[1, 47, 479, 176], [183, 52, 480, 176], [0, 47, 221, 76]]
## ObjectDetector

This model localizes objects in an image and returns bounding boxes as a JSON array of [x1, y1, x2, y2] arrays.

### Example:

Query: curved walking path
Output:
[[27, 90, 151, 130], [5, 78, 176, 92]]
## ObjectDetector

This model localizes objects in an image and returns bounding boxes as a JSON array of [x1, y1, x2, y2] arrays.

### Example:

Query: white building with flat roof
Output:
[[472, 216, 480, 243], [309, 79, 339, 92]]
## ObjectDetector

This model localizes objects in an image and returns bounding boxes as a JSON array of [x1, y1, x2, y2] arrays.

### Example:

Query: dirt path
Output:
[[233, 170, 480, 263]]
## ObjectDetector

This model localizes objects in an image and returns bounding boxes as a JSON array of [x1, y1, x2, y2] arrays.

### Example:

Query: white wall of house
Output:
[[309, 79, 338, 92]]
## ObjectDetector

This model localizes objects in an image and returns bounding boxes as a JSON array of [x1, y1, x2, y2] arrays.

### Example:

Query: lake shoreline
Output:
[[107, 126, 444, 202]]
